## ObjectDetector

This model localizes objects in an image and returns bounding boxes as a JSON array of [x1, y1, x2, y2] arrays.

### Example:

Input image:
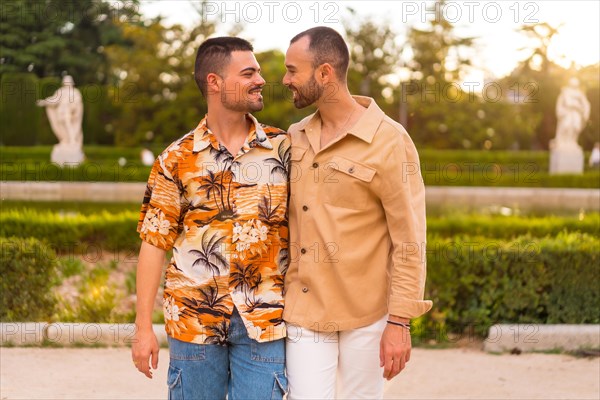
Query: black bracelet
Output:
[[387, 320, 411, 330]]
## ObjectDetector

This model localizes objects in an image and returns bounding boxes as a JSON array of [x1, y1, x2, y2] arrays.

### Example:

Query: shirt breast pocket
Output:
[[323, 156, 376, 210]]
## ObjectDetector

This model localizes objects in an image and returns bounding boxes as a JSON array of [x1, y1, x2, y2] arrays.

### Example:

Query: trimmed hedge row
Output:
[[0, 237, 58, 321], [1, 209, 598, 253], [427, 214, 600, 239], [423, 170, 600, 188], [423, 233, 600, 336], [419, 149, 550, 166], [1, 233, 597, 331], [0, 209, 140, 252], [0, 74, 116, 146], [2, 146, 599, 187], [2, 159, 599, 187], [0, 147, 562, 164], [0, 145, 164, 161], [0, 160, 152, 182]]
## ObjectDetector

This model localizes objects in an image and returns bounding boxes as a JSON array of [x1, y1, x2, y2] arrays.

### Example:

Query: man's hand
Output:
[[131, 327, 160, 379], [379, 317, 411, 380], [132, 242, 166, 379]]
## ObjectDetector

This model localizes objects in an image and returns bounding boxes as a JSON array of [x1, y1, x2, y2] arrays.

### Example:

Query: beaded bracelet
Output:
[[387, 320, 411, 330]]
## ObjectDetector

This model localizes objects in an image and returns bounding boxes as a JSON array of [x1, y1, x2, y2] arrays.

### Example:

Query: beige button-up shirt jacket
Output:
[[283, 96, 433, 331]]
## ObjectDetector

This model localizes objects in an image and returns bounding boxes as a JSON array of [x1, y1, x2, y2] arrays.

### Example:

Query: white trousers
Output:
[[285, 316, 387, 399]]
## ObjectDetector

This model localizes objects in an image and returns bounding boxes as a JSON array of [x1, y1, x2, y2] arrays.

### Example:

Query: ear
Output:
[[317, 63, 335, 84], [206, 72, 221, 94]]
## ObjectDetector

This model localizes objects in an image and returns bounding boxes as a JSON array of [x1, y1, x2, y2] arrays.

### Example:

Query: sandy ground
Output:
[[1, 347, 598, 400]]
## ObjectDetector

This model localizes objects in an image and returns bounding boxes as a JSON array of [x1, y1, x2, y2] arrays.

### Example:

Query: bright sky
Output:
[[140, 0, 600, 81]]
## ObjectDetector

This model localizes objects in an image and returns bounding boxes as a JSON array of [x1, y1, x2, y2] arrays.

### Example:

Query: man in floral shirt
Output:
[[131, 37, 290, 399]]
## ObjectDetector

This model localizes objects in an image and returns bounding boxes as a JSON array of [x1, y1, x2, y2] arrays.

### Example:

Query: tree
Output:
[[579, 64, 600, 151], [343, 10, 401, 99], [105, 16, 215, 146], [513, 22, 564, 149], [0, 0, 138, 84], [406, 0, 475, 85]]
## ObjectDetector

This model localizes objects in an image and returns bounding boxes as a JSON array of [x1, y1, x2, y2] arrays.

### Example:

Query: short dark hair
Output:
[[290, 27, 349, 80], [194, 37, 253, 97]]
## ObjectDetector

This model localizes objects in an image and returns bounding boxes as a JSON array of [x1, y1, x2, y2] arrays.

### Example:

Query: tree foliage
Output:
[[344, 9, 401, 99], [1, 1, 597, 150], [406, 0, 474, 84], [0, 0, 138, 84]]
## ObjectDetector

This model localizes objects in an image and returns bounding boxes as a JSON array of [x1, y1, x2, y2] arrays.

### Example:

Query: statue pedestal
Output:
[[549, 144, 584, 175], [51, 144, 85, 167]]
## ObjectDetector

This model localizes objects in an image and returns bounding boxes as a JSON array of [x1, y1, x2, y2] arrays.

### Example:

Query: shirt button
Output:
[[348, 166, 355, 173], [302, 287, 309, 293], [302, 205, 308, 211], [300, 248, 307, 254], [312, 162, 319, 168]]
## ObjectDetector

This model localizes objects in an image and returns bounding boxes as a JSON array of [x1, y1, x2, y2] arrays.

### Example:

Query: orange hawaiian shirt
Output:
[[137, 114, 290, 344]]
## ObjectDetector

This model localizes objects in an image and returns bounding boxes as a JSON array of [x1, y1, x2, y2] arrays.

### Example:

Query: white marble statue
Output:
[[37, 75, 85, 166], [549, 78, 590, 174]]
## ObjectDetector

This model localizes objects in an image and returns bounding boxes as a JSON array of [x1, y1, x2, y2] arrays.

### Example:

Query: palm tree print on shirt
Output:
[[265, 141, 291, 180], [189, 229, 228, 289]]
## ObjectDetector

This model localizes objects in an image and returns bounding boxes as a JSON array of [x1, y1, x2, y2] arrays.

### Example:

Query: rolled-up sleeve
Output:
[[379, 134, 433, 319], [137, 154, 182, 251]]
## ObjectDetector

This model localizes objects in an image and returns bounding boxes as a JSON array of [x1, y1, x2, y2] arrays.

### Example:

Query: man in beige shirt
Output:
[[282, 27, 432, 399]]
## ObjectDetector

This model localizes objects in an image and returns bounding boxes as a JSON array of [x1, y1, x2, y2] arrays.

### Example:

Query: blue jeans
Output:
[[167, 308, 287, 400]]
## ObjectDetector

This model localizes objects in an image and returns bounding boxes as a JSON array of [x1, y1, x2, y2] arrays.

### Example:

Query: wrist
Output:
[[388, 315, 410, 324], [135, 319, 154, 332], [386, 320, 410, 330]]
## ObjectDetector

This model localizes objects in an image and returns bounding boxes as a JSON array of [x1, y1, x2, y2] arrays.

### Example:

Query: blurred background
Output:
[[0, 0, 598, 350], [1, 0, 598, 150]]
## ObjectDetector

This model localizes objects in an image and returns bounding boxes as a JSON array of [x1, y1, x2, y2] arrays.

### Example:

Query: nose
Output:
[[282, 72, 290, 87], [256, 73, 266, 87]]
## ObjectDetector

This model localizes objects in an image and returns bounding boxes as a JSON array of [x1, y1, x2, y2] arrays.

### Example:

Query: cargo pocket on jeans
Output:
[[271, 371, 288, 400], [167, 365, 183, 400]]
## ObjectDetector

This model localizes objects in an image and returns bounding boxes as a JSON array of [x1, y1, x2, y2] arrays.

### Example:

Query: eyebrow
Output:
[[285, 64, 296, 70], [240, 67, 260, 74]]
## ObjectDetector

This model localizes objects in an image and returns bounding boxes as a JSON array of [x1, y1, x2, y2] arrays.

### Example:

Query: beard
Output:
[[220, 85, 264, 113], [289, 75, 324, 109]]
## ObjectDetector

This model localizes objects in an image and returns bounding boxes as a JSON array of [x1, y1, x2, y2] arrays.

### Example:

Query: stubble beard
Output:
[[292, 76, 324, 109], [221, 89, 264, 113]]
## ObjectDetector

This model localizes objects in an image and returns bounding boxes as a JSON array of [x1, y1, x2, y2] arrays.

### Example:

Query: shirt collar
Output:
[[296, 96, 385, 144], [193, 113, 273, 153]]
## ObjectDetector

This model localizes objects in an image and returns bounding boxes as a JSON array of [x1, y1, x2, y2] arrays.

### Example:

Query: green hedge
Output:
[[2, 160, 598, 186], [2, 146, 599, 187], [0, 146, 163, 162], [422, 169, 600, 188], [1, 207, 597, 252], [0, 209, 140, 252], [0, 237, 58, 321], [419, 149, 550, 167], [0, 200, 139, 215], [427, 214, 600, 239], [0, 73, 117, 146], [423, 233, 600, 337], [1, 232, 597, 330], [0, 208, 598, 329], [0, 74, 43, 146], [0, 160, 152, 182]]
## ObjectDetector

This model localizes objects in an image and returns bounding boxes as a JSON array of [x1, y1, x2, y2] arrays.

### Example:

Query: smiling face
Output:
[[283, 36, 324, 109], [213, 50, 266, 113]]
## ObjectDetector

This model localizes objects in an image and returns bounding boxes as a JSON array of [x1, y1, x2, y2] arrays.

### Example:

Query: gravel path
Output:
[[1, 347, 598, 399]]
